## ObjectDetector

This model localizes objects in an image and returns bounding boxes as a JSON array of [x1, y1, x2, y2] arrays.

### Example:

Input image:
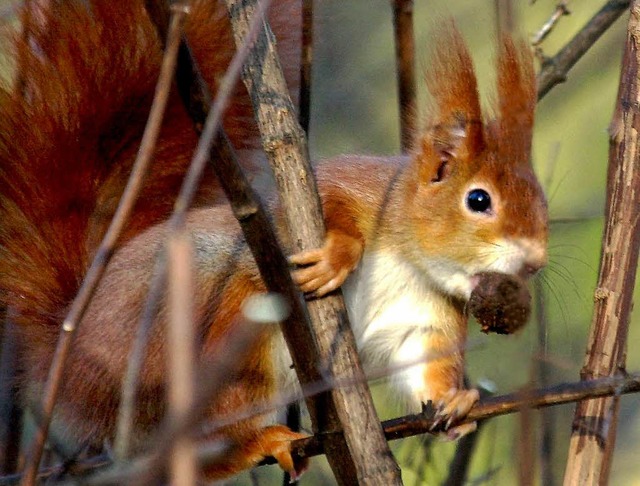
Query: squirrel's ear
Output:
[[415, 22, 485, 181], [494, 34, 536, 164]]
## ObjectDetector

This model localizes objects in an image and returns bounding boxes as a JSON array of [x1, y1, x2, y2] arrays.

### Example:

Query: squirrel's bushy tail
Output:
[[0, 0, 300, 330]]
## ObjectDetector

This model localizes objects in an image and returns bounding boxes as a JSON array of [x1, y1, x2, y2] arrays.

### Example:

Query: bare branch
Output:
[[3, 374, 640, 485], [534, 278, 556, 486], [495, 0, 516, 35], [531, 1, 571, 46], [537, 0, 629, 100], [109, 3, 196, 459], [299, 0, 313, 133], [392, 0, 417, 152], [0, 310, 21, 475], [289, 374, 640, 462], [167, 232, 197, 486], [562, 0, 640, 483], [223, 1, 402, 484]]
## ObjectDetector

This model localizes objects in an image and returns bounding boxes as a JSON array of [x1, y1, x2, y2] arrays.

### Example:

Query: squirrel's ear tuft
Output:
[[494, 34, 536, 163], [415, 21, 485, 181]]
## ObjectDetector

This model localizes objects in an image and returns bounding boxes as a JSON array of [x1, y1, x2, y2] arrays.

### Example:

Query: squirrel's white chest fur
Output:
[[274, 250, 465, 405]]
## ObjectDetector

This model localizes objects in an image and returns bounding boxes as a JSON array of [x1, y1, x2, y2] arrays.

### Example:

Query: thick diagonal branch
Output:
[[223, 1, 402, 484]]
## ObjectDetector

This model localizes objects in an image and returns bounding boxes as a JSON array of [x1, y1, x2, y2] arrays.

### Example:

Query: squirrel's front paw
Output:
[[428, 388, 479, 439], [262, 426, 309, 481], [289, 231, 363, 297]]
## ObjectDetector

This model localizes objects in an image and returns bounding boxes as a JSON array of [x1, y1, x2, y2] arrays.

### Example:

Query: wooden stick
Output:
[[167, 232, 197, 486], [391, 0, 416, 152], [534, 278, 556, 486], [2, 374, 640, 485], [223, 1, 402, 484], [0, 310, 22, 475], [537, 0, 629, 99], [109, 3, 192, 459], [562, 0, 640, 483], [299, 0, 313, 134], [288, 374, 640, 462], [531, 1, 570, 46]]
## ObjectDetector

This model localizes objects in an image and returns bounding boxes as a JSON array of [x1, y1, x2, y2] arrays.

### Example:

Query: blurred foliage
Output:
[[0, 0, 639, 484]]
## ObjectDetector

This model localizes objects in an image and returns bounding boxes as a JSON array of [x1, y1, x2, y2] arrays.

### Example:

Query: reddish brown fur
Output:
[[495, 35, 536, 161], [0, 0, 300, 328], [0, 4, 545, 480], [293, 24, 545, 423], [0, 0, 302, 478], [423, 23, 485, 160], [422, 316, 466, 399]]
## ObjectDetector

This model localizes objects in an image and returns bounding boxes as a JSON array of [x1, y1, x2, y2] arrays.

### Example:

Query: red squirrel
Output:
[[0, 0, 548, 480]]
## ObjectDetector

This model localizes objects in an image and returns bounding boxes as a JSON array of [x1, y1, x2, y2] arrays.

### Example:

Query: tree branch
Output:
[[537, 0, 630, 100], [391, 0, 417, 152], [298, 0, 313, 134], [562, 0, 640, 483], [223, 1, 402, 484], [288, 374, 640, 462], [3, 375, 638, 485]]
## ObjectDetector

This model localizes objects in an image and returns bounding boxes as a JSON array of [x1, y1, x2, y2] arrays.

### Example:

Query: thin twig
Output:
[[0, 455, 112, 486], [3, 373, 640, 485], [391, 0, 416, 152], [114, 0, 270, 460], [534, 277, 556, 486], [537, 0, 630, 100], [110, 4, 192, 459], [19, 5, 190, 484], [563, 0, 640, 482], [531, 1, 571, 46], [291, 374, 640, 462], [167, 232, 197, 486], [299, 0, 313, 134], [0, 309, 22, 475], [495, 0, 515, 35]]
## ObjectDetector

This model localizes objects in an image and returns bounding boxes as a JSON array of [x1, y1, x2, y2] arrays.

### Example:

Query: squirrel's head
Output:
[[403, 24, 548, 300]]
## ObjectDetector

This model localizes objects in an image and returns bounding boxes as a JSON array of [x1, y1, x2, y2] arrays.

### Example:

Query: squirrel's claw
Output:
[[429, 388, 479, 439], [290, 231, 363, 297], [288, 248, 324, 266], [291, 261, 349, 297], [256, 426, 309, 480]]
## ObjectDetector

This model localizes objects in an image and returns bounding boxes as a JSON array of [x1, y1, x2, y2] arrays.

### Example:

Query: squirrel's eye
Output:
[[466, 188, 492, 213]]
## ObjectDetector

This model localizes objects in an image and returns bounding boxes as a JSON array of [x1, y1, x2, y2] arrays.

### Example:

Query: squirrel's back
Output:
[[0, 0, 300, 331]]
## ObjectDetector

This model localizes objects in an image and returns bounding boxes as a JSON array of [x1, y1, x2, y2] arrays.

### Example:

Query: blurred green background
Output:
[[1, 0, 638, 484]]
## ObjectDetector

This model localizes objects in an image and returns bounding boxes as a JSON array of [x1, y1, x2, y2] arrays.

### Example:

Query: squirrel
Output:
[[0, 0, 548, 481]]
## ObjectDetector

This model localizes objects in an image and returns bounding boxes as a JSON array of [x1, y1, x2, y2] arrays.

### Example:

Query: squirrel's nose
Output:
[[519, 258, 546, 279], [514, 239, 547, 279]]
